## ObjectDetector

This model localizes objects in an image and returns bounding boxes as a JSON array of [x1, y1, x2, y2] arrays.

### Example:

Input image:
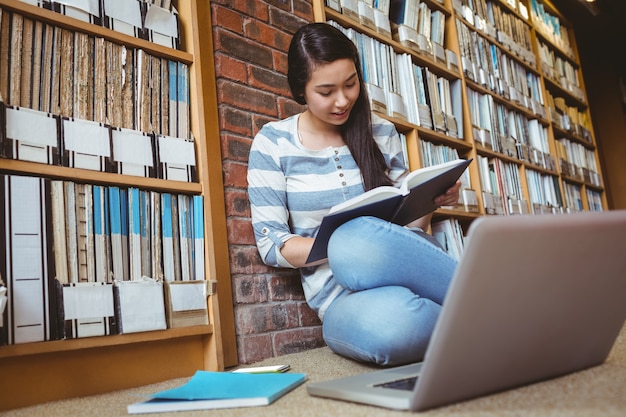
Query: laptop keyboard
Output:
[[374, 376, 418, 391]]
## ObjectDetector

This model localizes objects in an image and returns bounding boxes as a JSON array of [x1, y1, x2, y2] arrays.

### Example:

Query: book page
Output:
[[328, 186, 401, 214]]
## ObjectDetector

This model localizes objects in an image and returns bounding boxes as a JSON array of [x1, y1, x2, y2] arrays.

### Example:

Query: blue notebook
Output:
[[127, 371, 307, 414]]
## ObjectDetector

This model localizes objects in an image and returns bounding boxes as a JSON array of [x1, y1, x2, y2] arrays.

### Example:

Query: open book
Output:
[[306, 158, 472, 263]]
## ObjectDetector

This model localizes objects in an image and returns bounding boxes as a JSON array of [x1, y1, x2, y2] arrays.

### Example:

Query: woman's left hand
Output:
[[434, 180, 462, 207]]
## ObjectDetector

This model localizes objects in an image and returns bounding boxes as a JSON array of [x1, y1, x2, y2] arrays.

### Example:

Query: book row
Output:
[[453, 0, 536, 69], [18, 0, 180, 49], [555, 138, 602, 187], [476, 153, 602, 217], [545, 90, 593, 143], [0, 102, 197, 182], [455, 0, 533, 54], [537, 41, 584, 103], [432, 217, 466, 260], [0, 7, 190, 138], [455, 17, 545, 118], [465, 87, 556, 172], [329, 20, 462, 138], [529, 0, 575, 59], [477, 155, 527, 215], [525, 168, 564, 213], [0, 174, 208, 345], [326, 0, 462, 84], [389, 0, 448, 59]]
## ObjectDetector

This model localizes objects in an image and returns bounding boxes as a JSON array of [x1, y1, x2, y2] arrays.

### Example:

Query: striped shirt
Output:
[[247, 112, 407, 319]]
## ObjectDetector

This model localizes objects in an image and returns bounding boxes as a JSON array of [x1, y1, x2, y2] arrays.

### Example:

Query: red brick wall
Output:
[[210, 0, 325, 364]]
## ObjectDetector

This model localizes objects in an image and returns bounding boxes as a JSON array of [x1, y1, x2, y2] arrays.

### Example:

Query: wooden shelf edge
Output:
[[0, 159, 202, 193], [0, 324, 213, 359]]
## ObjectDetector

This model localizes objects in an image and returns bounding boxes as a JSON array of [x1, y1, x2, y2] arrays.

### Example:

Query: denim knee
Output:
[[322, 287, 442, 366]]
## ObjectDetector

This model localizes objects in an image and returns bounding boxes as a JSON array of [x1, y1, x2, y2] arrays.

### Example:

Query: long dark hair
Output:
[[287, 23, 392, 191]]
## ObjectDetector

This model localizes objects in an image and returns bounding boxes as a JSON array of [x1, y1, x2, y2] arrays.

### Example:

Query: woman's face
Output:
[[302, 58, 360, 128]]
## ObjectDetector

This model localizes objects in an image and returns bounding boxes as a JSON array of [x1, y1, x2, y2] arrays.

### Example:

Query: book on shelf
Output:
[[127, 370, 307, 414], [163, 280, 209, 329], [1, 173, 213, 345], [110, 127, 156, 177], [58, 281, 117, 339], [306, 158, 473, 263], [114, 278, 167, 334], [46, 0, 102, 25], [155, 134, 197, 182], [0, 175, 52, 344], [61, 117, 112, 172], [1, 103, 60, 164], [431, 218, 465, 261]]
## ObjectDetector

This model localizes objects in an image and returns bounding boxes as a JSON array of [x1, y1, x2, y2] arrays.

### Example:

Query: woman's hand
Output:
[[434, 180, 462, 207]]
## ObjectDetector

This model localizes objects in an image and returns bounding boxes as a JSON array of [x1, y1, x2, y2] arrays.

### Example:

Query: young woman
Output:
[[247, 23, 461, 366]]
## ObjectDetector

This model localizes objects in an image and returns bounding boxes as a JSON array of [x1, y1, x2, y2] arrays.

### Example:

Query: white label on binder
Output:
[[112, 128, 154, 166], [169, 282, 207, 312], [54, 0, 100, 15], [63, 283, 114, 319], [6, 107, 57, 146], [63, 119, 111, 156], [144, 5, 178, 37], [158, 135, 196, 166]]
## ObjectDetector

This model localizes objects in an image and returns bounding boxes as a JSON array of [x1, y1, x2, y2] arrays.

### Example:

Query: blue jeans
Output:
[[323, 216, 458, 366]]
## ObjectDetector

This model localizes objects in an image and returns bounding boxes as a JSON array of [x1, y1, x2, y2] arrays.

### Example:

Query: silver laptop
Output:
[[307, 210, 626, 411]]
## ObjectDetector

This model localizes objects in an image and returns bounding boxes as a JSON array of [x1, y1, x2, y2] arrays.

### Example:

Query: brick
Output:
[[218, 106, 253, 136], [214, 54, 247, 83], [243, 19, 292, 51], [215, 29, 274, 69], [273, 327, 325, 356], [232, 274, 269, 304], [264, 0, 290, 12], [221, 134, 251, 162], [248, 65, 290, 97], [237, 334, 273, 364], [269, 274, 305, 301], [252, 115, 278, 137], [235, 303, 299, 335], [229, 245, 271, 275], [269, 8, 308, 34], [217, 79, 278, 116], [216, 0, 269, 22], [278, 96, 305, 119], [299, 303, 322, 327], [272, 49, 289, 76], [223, 188, 250, 217], [227, 217, 255, 245], [293, 0, 313, 20], [222, 160, 248, 188], [211, 5, 243, 33]]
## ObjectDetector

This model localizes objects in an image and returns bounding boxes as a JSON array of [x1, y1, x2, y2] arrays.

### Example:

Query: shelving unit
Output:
[[312, 0, 606, 234], [0, 0, 236, 410]]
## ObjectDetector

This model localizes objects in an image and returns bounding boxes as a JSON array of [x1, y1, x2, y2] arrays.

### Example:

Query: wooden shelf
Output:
[[0, 324, 213, 359], [0, 0, 235, 411], [0, 159, 203, 194], [314, 0, 607, 215]]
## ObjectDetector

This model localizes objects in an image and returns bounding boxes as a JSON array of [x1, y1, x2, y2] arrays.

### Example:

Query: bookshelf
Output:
[[0, 0, 236, 410], [311, 0, 607, 243]]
